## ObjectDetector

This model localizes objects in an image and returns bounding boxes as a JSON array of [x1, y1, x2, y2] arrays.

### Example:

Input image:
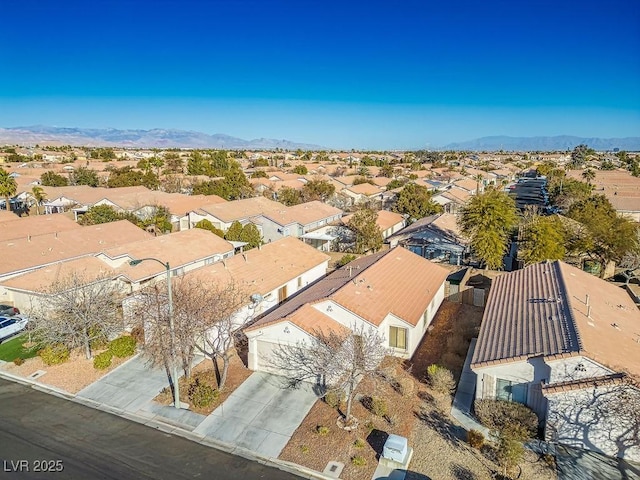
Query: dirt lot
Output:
[[279, 300, 557, 480]]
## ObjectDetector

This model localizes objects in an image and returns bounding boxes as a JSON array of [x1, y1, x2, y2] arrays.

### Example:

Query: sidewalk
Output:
[[450, 338, 490, 436]]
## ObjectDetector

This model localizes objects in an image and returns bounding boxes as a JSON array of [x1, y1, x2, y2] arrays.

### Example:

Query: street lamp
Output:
[[129, 257, 181, 409]]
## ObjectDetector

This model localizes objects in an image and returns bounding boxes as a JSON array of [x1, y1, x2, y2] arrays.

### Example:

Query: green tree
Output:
[[301, 179, 335, 202], [224, 221, 244, 241], [386, 179, 407, 190], [194, 219, 225, 238], [164, 153, 184, 174], [0, 168, 17, 212], [569, 144, 595, 169], [30, 186, 46, 215], [79, 205, 125, 225], [277, 186, 303, 206], [40, 171, 69, 187], [548, 177, 592, 210], [379, 164, 394, 178], [251, 170, 268, 179], [519, 216, 566, 265], [292, 164, 308, 175], [581, 168, 596, 184], [352, 176, 374, 186], [70, 167, 99, 187], [192, 161, 252, 200], [240, 223, 262, 249], [566, 195, 640, 276], [106, 166, 158, 189], [348, 207, 383, 254], [394, 183, 442, 221], [458, 189, 518, 269]]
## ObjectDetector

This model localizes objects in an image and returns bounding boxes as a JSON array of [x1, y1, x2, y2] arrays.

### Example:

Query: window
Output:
[[278, 285, 288, 303], [496, 379, 528, 404], [389, 326, 407, 350], [297, 277, 302, 288]]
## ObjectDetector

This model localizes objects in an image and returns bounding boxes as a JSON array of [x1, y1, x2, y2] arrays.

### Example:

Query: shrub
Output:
[[351, 455, 367, 467], [316, 425, 330, 436], [370, 397, 388, 417], [300, 445, 310, 454], [108, 336, 137, 358], [446, 335, 469, 356], [496, 433, 525, 471], [89, 327, 108, 350], [354, 438, 366, 449], [467, 429, 485, 449], [39, 344, 70, 366], [13, 357, 24, 366], [324, 390, 342, 409], [364, 420, 375, 434], [474, 399, 538, 441], [395, 377, 415, 396], [93, 351, 113, 370], [188, 378, 219, 408], [337, 254, 357, 267], [426, 364, 456, 394]]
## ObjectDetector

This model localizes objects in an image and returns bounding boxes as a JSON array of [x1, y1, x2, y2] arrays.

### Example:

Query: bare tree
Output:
[[30, 272, 123, 359], [134, 276, 250, 391], [269, 324, 387, 424], [189, 280, 248, 390]]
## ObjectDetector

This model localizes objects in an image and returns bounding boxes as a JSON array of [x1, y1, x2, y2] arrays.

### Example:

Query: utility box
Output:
[[382, 434, 408, 463]]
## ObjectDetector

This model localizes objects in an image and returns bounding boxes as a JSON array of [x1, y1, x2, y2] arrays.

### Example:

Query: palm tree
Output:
[[0, 169, 17, 212], [30, 186, 46, 215], [582, 168, 596, 185]]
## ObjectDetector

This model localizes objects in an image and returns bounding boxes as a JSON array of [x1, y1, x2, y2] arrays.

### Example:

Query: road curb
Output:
[[0, 369, 332, 480]]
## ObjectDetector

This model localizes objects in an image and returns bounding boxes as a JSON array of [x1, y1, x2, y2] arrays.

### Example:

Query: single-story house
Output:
[[244, 246, 450, 374], [471, 260, 640, 462], [387, 213, 469, 265]]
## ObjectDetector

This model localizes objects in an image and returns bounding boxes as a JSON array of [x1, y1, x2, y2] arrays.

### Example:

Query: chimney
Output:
[[586, 294, 590, 306]]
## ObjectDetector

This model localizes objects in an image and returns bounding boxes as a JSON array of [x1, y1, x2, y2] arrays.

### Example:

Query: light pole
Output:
[[129, 257, 181, 409]]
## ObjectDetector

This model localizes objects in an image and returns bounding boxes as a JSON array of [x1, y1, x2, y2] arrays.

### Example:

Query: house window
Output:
[[389, 326, 407, 350], [496, 379, 528, 404]]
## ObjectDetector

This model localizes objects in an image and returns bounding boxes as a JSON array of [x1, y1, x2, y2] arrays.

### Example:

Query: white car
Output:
[[0, 315, 29, 342]]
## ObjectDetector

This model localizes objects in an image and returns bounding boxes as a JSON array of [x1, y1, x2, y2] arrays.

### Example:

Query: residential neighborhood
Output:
[[0, 144, 639, 480]]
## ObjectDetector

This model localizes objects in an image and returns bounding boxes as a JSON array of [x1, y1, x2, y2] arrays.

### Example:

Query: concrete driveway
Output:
[[194, 372, 318, 458]]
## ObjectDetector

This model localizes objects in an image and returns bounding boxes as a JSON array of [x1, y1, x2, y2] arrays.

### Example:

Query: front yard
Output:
[[279, 301, 557, 480], [0, 333, 38, 362]]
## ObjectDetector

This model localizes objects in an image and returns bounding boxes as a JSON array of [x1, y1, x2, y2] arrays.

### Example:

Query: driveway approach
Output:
[[194, 372, 318, 457]]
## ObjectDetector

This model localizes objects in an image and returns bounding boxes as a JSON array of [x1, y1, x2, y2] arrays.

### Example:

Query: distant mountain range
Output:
[[0, 126, 323, 150], [442, 135, 640, 152]]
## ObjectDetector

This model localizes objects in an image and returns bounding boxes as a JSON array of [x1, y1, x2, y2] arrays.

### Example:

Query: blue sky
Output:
[[1, 0, 639, 149]]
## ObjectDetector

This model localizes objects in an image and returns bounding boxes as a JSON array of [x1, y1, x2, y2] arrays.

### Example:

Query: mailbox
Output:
[[382, 434, 408, 463]]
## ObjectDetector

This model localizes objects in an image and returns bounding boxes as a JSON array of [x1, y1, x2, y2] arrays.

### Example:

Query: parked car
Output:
[[0, 304, 20, 316], [0, 315, 29, 342]]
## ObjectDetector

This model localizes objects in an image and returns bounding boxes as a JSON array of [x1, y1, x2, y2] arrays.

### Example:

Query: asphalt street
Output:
[[0, 378, 300, 480]]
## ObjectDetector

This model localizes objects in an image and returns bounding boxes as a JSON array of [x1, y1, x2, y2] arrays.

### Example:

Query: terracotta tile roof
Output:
[[0, 220, 151, 278], [452, 178, 478, 192], [345, 183, 383, 196], [287, 304, 350, 337], [245, 250, 389, 332], [196, 197, 284, 223], [0, 215, 80, 242], [331, 247, 450, 327], [471, 261, 640, 378], [185, 237, 329, 297], [261, 201, 342, 227], [246, 246, 450, 332], [542, 373, 626, 395], [375, 210, 404, 231], [42, 186, 150, 205], [105, 229, 234, 281], [387, 213, 465, 245], [1, 257, 114, 293]]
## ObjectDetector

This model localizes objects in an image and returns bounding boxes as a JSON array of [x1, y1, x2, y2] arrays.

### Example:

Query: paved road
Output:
[[0, 379, 300, 480]]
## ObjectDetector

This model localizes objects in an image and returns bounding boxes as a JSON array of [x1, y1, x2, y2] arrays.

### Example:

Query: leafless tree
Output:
[[189, 280, 248, 390], [269, 324, 387, 424], [30, 272, 123, 359], [134, 276, 249, 391]]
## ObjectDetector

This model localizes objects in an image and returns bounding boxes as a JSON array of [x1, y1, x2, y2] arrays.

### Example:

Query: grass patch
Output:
[[0, 334, 38, 362]]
